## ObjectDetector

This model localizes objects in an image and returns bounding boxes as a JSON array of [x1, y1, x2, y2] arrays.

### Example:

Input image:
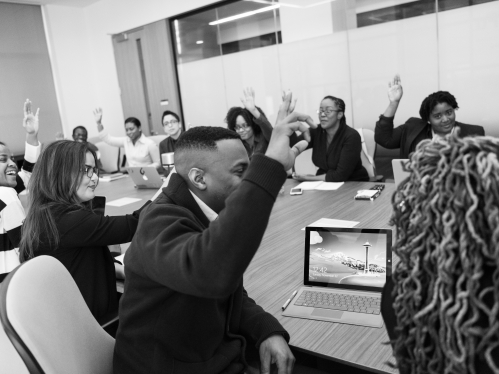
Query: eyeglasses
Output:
[[82, 165, 99, 178], [163, 119, 179, 127], [235, 124, 251, 132], [317, 107, 341, 116]]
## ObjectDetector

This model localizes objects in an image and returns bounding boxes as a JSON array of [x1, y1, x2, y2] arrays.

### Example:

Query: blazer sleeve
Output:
[[239, 288, 290, 348], [325, 131, 363, 182], [55, 202, 150, 248], [253, 114, 273, 142], [131, 155, 287, 299], [374, 115, 405, 149]]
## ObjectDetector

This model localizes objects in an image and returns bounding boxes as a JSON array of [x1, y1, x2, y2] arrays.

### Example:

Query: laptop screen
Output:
[[304, 227, 392, 293]]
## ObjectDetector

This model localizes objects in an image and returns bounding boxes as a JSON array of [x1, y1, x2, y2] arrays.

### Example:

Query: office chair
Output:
[[94, 141, 121, 173], [293, 148, 318, 175], [0, 256, 114, 374], [356, 128, 384, 182], [148, 134, 168, 145]]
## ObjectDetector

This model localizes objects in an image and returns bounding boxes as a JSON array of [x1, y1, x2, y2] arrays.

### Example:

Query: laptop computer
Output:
[[282, 227, 392, 328], [127, 166, 163, 189], [391, 159, 410, 188]]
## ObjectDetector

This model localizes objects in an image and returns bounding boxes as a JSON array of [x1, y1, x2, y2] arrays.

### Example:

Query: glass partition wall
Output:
[[171, 0, 499, 137]]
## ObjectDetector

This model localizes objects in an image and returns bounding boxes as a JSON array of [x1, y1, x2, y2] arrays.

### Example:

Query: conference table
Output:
[[92, 175, 398, 373]]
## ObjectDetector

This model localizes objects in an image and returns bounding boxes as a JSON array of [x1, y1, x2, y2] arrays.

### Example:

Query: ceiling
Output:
[[0, 0, 101, 7]]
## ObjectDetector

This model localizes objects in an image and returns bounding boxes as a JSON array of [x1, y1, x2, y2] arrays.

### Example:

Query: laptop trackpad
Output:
[[311, 309, 344, 319]]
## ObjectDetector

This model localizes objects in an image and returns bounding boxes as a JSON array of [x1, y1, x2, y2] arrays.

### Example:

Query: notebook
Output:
[[127, 166, 163, 189], [391, 159, 410, 188], [282, 227, 392, 328]]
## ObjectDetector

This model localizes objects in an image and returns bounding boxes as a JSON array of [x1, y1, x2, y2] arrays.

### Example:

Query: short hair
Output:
[[72, 126, 87, 136], [161, 110, 180, 124], [419, 91, 459, 122], [175, 126, 241, 153], [0, 141, 5, 147], [322, 95, 347, 127], [225, 106, 266, 137], [124, 117, 141, 129], [389, 132, 499, 373]]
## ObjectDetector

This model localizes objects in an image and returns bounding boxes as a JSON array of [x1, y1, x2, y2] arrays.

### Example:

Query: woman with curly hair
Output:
[[382, 133, 499, 374], [374, 74, 485, 159]]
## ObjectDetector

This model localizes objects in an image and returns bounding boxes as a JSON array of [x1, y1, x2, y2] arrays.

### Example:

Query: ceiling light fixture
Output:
[[196, 40, 204, 44], [174, 20, 181, 55], [209, 4, 280, 26]]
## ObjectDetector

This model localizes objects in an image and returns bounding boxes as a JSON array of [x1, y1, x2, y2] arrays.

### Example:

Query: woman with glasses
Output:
[[226, 87, 273, 159], [18, 140, 155, 320], [383, 134, 499, 374], [292, 95, 369, 182], [374, 74, 485, 159], [93, 107, 161, 169], [159, 110, 182, 156]]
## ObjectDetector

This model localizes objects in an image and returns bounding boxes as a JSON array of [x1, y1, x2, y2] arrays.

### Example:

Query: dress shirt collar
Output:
[[126, 133, 148, 145], [431, 125, 455, 140], [189, 190, 218, 222]]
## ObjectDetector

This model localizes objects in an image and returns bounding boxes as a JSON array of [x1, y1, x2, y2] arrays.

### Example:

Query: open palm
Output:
[[388, 75, 403, 102], [23, 99, 39, 135]]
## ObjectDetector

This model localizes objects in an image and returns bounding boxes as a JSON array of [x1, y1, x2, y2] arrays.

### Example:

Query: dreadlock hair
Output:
[[323, 95, 347, 127], [389, 131, 499, 374], [225, 106, 267, 137], [419, 91, 459, 123]]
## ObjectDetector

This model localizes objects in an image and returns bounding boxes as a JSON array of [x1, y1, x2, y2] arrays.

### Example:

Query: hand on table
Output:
[[387, 74, 403, 103], [265, 91, 315, 171], [292, 173, 312, 182], [259, 335, 295, 374]]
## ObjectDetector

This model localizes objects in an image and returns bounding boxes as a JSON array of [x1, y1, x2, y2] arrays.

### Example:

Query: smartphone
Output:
[[290, 187, 303, 196]]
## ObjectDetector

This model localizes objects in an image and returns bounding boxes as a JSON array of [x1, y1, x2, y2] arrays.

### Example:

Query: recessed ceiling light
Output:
[[196, 40, 204, 44], [209, 4, 280, 25]]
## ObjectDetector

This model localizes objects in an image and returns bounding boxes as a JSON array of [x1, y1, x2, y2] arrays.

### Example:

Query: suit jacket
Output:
[[113, 154, 290, 374], [375, 115, 485, 159]]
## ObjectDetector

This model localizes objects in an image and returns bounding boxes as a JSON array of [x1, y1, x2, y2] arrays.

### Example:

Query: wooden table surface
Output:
[[28, 175, 397, 373], [243, 179, 398, 374]]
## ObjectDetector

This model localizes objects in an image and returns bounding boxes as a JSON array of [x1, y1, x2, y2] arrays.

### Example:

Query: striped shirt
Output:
[[0, 142, 40, 282]]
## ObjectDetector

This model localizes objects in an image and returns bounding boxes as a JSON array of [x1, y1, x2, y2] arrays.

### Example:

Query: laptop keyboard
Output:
[[294, 290, 381, 315]]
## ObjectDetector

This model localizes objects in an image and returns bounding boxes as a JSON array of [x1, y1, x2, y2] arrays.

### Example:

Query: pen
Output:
[[282, 290, 298, 311]]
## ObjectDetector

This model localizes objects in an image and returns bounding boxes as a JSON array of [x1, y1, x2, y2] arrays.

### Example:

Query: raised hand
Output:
[[281, 89, 297, 116], [265, 91, 316, 170], [55, 131, 65, 141], [388, 74, 403, 103], [240, 87, 262, 119], [93, 107, 103, 124], [23, 99, 39, 135]]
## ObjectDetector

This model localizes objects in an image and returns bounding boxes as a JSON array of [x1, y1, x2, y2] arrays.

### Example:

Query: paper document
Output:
[[295, 181, 344, 191], [107, 197, 142, 207], [301, 218, 359, 230]]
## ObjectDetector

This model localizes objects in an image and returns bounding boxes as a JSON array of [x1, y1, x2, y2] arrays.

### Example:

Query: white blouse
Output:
[[98, 131, 160, 168]]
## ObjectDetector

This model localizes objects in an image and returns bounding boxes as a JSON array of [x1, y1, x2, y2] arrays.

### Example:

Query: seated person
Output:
[[226, 87, 273, 159], [374, 74, 485, 159], [93, 108, 160, 169], [292, 95, 369, 182], [159, 110, 182, 155], [72, 125, 103, 170], [114, 94, 316, 374], [382, 133, 499, 373], [18, 140, 157, 321], [0, 99, 41, 282]]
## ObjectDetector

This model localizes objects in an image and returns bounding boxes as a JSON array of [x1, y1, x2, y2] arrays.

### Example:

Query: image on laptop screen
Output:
[[305, 228, 392, 292]]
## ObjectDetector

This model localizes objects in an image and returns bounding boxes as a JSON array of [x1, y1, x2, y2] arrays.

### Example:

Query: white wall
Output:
[[43, 0, 220, 139]]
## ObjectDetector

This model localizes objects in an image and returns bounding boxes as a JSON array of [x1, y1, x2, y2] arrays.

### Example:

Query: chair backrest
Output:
[[148, 134, 168, 145], [0, 256, 114, 374], [356, 128, 376, 178], [294, 148, 317, 175], [0, 318, 29, 374], [95, 141, 120, 173]]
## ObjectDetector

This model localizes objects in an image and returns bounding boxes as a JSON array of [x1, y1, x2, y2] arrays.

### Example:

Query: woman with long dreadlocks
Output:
[[381, 133, 499, 374], [374, 74, 484, 159]]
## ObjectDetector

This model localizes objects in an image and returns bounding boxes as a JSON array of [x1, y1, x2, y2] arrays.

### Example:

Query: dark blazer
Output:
[[305, 124, 369, 182], [114, 154, 290, 374], [35, 204, 146, 320], [159, 136, 177, 156], [375, 115, 485, 159]]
